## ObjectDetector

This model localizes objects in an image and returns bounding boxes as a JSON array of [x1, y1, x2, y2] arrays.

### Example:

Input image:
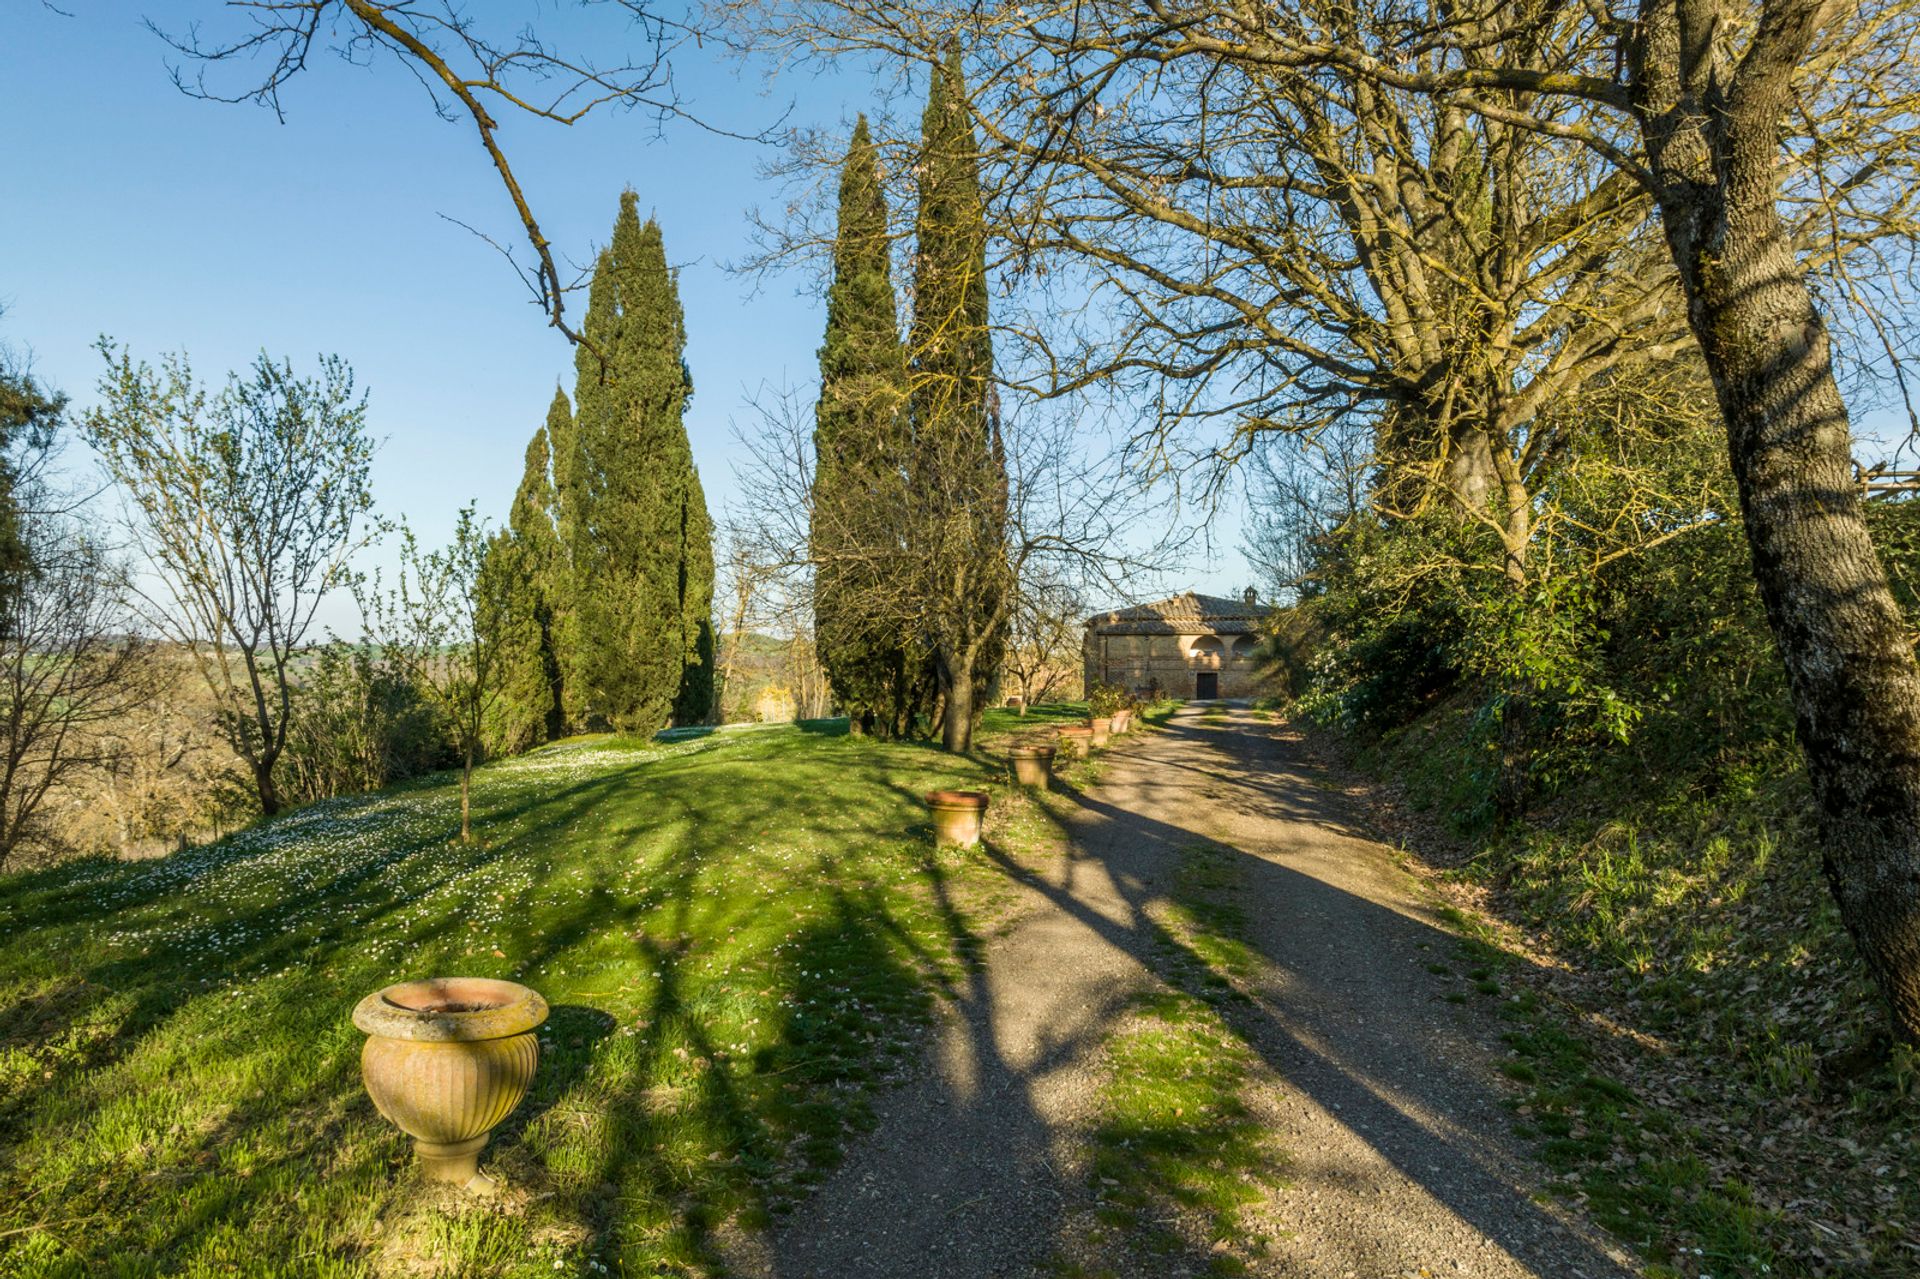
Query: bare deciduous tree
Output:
[[731, 382, 1173, 743], [150, 1, 762, 355], [84, 345, 383, 817], [0, 504, 156, 869], [1004, 571, 1085, 709], [362, 508, 520, 842], [718, 2, 1730, 591]]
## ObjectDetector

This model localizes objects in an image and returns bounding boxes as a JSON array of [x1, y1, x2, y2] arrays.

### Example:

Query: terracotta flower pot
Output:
[[1057, 725, 1092, 759], [353, 977, 547, 1188], [1112, 709, 1132, 733], [1007, 743, 1057, 788], [926, 789, 989, 848], [1089, 716, 1112, 747]]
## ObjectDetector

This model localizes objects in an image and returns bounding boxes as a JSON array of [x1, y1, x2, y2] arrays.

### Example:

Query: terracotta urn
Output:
[[1112, 709, 1132, 734], [1007, 742, 1057, 788], [1089, 716, 1112, 748], [926, 789, 989, 848], [1057, 725, 1093, 759], [353, 977, 547, 1188]]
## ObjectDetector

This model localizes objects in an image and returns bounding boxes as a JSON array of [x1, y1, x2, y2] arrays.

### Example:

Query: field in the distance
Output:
[[0, 708, 1082, 1278]]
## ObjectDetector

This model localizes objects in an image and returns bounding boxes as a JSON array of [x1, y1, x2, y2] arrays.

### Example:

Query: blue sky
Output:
[[0, 2, 1254, 633]]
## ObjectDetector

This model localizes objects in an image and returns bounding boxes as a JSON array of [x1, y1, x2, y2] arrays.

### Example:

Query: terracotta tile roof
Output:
[[1083, 590, 1263, 636]]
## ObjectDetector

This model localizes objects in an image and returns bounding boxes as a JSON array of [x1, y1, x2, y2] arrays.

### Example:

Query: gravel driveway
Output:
[[730, 704, 1642, 1279]]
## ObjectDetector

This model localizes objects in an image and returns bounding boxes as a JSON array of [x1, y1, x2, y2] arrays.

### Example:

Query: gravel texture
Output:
[[731, 704, 1643, 1279]]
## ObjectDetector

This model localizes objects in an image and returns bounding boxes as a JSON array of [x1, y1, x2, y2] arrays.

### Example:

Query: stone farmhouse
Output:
[[1082, 590, 1270, 700]]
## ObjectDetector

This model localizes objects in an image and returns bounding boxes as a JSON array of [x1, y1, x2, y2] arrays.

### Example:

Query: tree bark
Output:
[[460, 743, 474, 843], [939, 649, 977, 753], [254, 757, 281, 818], [1631, 0, 1920, 1042]]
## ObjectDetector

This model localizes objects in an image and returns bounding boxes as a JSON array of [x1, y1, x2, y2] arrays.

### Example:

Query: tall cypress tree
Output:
[[673, 442, 716, 727], [542, 385, 590, 731], [910, 48, 1010, 752], [513, 410, 568, 741], [480, 402, 570, 752], [569, 192, 715, 734], [812, 116, 930, 736]]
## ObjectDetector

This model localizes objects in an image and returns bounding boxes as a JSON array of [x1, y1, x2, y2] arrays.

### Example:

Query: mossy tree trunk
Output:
[[1632, 0, 1920, 1042]]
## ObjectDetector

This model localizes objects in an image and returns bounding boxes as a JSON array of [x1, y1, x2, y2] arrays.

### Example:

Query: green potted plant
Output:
[[1088, 682, 1124, 746]]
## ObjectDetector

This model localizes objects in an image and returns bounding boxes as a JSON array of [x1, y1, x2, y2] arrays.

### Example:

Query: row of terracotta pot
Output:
[[356, 706, 1148, 1194]]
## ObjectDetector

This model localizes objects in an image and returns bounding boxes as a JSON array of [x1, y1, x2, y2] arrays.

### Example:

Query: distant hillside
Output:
[[717, 631, 830, 724]]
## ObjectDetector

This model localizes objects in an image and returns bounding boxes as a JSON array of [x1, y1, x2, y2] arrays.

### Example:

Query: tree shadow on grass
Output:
[[0, 734, 1018, 1275], [739, 777, 1153, 1279], [724, 705, 1631, 1279], [999, 707, 1637, 1278]]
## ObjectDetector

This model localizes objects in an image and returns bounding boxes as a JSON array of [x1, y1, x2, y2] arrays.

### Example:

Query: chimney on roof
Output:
[[1243, 586, 1257, 607]]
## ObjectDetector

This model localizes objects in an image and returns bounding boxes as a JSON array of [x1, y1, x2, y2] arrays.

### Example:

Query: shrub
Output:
[[279, 643, 453, 805]]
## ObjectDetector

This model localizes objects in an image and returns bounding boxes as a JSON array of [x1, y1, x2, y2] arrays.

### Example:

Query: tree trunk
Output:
[[1445, 421, 1496, 513], [538, 607, 565, 743], [939, 650, 976, 752], [254, 757, 281, 818], [460, 743, 473, 843], [1632, 0, 1920, 1042]]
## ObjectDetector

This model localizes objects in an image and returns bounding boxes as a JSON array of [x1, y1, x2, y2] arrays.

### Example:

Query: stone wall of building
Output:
[[1083, 630, 1268, 700]]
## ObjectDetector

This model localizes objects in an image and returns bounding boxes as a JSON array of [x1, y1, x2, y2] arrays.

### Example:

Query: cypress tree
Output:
[[480, 404, 571, 753], [910, 47, 1010, 752], [569, 192, 715, 734], [673, 448, 717, 727], [477, 527, 544, 755], [532, 391, 578, 737], [812, 116, 930, 736], [515, 413, 567, 740]]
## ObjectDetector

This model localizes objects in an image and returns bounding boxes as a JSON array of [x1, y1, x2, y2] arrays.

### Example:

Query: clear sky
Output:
[[0, 1, 1255, 634]]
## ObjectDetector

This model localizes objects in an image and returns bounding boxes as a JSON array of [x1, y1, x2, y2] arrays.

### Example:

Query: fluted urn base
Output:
[[414, 1134, 489, 1184]]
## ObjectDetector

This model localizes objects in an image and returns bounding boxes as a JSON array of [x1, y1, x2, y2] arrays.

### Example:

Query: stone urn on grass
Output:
[[1089, 716, 1113, 748], [1057, 725, 1092, 759], [1007, 742, 1057, 788], [926, 789, 989, 848], [353, 977, 547, 1189]]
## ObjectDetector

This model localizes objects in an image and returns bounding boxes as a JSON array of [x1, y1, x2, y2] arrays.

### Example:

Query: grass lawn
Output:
[[1356, 698, 1920, 1276], [0, 709, 1086, 1278]]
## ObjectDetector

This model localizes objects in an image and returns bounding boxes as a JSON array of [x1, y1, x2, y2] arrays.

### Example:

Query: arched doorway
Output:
[[1190, 635, 1224, 699]]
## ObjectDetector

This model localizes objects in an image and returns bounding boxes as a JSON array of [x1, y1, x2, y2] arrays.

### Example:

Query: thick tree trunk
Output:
[[1632, 0, 1920, 1042], [1445, 421, 1496, 513], [939, 650, 977, 753], [1685, 254, 1920, 1042]]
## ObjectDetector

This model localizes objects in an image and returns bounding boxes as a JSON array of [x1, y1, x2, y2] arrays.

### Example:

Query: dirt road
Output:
[[735, 704, 1641, 1279]]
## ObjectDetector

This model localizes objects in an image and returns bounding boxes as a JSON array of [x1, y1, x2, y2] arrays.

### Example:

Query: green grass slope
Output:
[[0, 714, 1070, 1278], [1358, 700, 1919, 1277]]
